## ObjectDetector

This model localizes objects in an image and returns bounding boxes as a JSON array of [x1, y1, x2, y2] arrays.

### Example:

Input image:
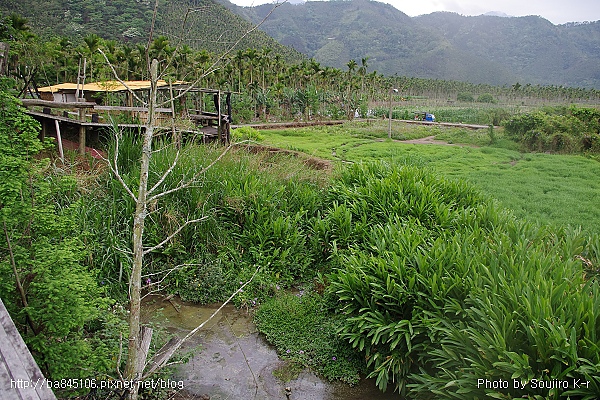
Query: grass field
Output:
[[253, 120, 600, 232]]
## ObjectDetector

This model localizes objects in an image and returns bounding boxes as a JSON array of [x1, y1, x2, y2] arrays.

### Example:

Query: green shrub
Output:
[[503, 106, 600, 153], [0, 79, 121, 391], [254, 292, 365, 385], [324, 162, 600, 398], [457, 92, 475, 102], [232, 126, 265, 142], [232, 93, 254, 122], [477, 93, 496, 103]]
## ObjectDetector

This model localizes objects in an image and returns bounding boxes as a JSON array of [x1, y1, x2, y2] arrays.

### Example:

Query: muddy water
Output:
[[142, 296, 400, 400]]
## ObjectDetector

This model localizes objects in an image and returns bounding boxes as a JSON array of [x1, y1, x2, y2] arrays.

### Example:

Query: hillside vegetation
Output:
[[237, 0, 600, 88], [0, 0, 302, 61], [3, 0, 600, 88]]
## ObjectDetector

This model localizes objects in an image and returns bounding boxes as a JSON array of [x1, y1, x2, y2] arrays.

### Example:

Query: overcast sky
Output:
[[230, 0, 600, 25]]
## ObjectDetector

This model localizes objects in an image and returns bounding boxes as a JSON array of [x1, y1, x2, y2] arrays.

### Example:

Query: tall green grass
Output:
[[325, 162, 600, 398], [260, 123, 600, 233], [81, 132, 332, 303], [78, 132, 600, 396]]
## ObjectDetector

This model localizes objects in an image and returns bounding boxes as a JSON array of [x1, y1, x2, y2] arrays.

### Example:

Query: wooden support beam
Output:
[[40, 118, 46, 141], [54, 120, 64, 162], [78, 108, 86, 155], [0, 299, 57, 400], [94, 105, 172, 113], [20, 99, 96, 109]]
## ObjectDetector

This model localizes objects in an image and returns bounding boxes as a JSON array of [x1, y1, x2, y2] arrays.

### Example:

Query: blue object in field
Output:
[[425, 113, 435, 122]]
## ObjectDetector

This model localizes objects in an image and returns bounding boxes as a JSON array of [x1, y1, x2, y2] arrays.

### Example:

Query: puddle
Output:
[[142, 296, 400, 400]]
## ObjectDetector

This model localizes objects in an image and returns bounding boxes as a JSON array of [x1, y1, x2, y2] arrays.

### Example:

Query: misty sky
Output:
[[230, 0, 600, 25]]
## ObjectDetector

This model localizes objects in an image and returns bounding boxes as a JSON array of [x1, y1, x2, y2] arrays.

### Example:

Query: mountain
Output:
[[3, 0, 600, 88], [0, 0, 302, 61], [232, 0, 600, 88], [482, 12, 512, 18], [415, 12, 600, 88]]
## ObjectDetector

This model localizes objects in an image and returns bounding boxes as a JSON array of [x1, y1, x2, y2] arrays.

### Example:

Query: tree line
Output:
[[2, 12, 600, 124]]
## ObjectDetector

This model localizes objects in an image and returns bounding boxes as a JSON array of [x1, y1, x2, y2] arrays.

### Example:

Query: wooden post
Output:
[[217, 91, 223, 143], [54, 120, 64, 163], [169, 82, 180, 148], [78, 107, 86, 155], [40, 119, 47, 141], [125, 91, 134, 119]]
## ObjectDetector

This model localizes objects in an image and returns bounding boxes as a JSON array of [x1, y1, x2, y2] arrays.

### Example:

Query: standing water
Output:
[[142, 296, 400, 400]]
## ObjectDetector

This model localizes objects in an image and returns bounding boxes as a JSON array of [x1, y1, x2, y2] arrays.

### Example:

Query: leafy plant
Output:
[[457, 92, 474, 102], [232, 126, 265, 142], [0, 78, 121, 391], [254, 291, 365, 385], [323, 162, 600, 398], [503, 106, 600, 153], [477, 93, 496, 103]]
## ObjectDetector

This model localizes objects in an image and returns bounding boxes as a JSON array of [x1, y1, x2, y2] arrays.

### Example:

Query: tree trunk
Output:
[[125, 58, 158, 400], [0, 42, 8, 76]]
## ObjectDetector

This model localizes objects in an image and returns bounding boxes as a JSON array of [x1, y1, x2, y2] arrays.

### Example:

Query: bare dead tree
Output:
[[98, 1, 287, 399]]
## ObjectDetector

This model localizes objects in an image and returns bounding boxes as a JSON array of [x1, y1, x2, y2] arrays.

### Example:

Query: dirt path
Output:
[[399, 135, 461, 146]]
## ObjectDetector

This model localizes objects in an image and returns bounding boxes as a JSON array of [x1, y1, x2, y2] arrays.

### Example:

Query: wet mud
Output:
[[142, 296, 400, 400]]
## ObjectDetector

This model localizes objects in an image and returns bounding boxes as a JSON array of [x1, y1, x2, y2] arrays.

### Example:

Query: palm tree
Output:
[[258, 47, 272, 91], [149, 35, 171, 62], [83, 33, 101, 81], [346, 59, 357, 78], [9, 14, 31, 39], [134, 44, 147, 79], [233, 50, 245, 92], [58, 37, 74, 82], [345, 59, 358, 118], [244, 48, 258, 85], [358, 56, 369, 96], [121, 44, 135, 81]]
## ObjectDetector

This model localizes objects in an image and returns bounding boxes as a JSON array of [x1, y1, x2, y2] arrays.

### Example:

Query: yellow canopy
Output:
[[38, 80, 187, 93]]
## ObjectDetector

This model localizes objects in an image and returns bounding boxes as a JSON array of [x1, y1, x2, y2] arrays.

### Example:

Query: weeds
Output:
[[325, 163, 600, 398], [254, 292, 365, 385], [77, 126, 600, 397]]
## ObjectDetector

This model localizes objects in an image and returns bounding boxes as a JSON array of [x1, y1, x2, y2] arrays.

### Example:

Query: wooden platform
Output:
[[22, 88, 233, 154], [0, 299, 57, 400], [26, 110, 147, 129]]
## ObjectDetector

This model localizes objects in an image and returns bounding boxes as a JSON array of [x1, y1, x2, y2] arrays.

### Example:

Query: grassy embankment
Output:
[[73, 116, 600, 397], [255, 120, 600, 233], [238, 120, 600, 398]]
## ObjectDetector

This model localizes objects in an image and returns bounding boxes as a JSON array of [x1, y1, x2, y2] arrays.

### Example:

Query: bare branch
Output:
[[141, 266, 260, 380], [181, 266, 259, 344], [157, 0, 288, 107], [225, 313, 258, 397], [147, 142, 234, 202], [156, 7, 195, 82], [142, 263, 200, 279], [145, 0, 160, 69], [98, 124, 137, 201], [147, 149, 181, 197], [97, 49, 147, 106], [141, 285, 169, 301], [143, 216, 210, 255], [139, 265, 185, 301], [114, 245, 134, 256]]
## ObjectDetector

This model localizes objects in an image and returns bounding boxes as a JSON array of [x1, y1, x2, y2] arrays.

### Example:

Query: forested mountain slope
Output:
[[0, 0, 302, 61], [2, 0, 600, 88], [233, 0, 600, 88]]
